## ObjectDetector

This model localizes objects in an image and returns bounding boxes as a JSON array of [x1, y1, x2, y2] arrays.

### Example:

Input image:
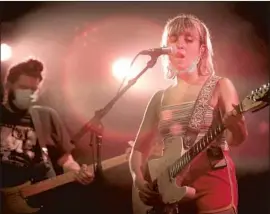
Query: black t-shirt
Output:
[[0, 105, 51, 188]]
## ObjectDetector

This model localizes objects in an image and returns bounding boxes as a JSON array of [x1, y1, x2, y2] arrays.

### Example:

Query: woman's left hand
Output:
[[222, 104, 245, 131]]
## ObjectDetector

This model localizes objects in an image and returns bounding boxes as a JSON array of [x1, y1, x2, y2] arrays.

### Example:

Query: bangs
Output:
[[166, 16, 202, 40], [161, 14, 214, 77]]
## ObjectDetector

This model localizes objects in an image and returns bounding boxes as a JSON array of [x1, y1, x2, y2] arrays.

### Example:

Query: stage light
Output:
[[1, 43, 12, 61], [112, 58, 133, 81]]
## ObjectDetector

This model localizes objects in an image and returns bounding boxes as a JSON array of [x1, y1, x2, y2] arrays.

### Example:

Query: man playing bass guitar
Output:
[[1, 58, 93, 214]]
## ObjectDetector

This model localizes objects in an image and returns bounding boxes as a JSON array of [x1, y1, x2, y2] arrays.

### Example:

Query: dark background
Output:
[[1, 2, 269, 214]]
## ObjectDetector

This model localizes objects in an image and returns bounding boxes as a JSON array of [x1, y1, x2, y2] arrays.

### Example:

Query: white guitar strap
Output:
[[183, 74, 222, 149]]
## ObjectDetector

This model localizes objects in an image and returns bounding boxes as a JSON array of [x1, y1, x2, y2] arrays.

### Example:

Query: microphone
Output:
[[139, 46, 176, 56]]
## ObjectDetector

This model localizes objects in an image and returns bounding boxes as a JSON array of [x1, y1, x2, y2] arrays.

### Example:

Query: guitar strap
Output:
[[29, 106, 56, 177], [183, 74, 222, 149]]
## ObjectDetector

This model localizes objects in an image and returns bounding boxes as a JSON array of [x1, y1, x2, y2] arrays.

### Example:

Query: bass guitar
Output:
[[1, 149, 131, 214]]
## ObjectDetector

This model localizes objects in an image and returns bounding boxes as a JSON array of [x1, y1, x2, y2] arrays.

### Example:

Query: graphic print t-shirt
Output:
[[0, 105, 49, 188]]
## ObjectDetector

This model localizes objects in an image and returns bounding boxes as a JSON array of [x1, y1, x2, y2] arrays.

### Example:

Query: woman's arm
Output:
[[129, 91, 162, 182], [217, 78, 248, 146]]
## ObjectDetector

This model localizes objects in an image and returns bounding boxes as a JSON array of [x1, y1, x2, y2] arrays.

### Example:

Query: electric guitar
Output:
[[1, 149, 131, 214], [135, 83, 270, 214], [129, 141, 165, 214]]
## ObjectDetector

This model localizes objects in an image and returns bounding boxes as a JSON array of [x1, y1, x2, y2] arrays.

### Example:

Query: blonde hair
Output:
[[161, 14, 214, 79]]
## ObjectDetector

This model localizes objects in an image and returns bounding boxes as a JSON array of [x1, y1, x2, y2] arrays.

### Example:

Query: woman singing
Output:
[[129, 14, 248, 214]]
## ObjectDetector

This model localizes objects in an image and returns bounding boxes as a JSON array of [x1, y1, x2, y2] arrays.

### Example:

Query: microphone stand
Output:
[[71, 53, 160, 179]]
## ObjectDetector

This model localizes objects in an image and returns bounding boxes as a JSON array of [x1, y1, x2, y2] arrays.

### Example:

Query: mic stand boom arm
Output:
[[70, 54, 159, 177]]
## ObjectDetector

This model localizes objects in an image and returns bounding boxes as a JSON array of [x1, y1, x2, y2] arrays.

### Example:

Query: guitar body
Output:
[[1, 182, 40, 214], [133, 138, 196, 214]]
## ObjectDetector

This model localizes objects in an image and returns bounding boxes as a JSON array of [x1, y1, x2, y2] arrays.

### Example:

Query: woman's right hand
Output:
[[134, 177, 162, 206]]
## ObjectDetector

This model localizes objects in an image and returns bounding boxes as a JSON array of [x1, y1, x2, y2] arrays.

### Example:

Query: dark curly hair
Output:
[[5, 59, 44, 84]]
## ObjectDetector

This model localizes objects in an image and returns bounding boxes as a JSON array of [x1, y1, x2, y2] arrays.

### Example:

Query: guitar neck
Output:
[[20, 154, 128, 198], [167, 82, 270, 178], [169, 123, 226, 178], [21, 171, 76, 197], [101, 154, 128, 171]]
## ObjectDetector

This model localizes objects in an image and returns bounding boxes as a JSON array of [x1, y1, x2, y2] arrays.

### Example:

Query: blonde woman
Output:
[[129, 14, 247, 214]]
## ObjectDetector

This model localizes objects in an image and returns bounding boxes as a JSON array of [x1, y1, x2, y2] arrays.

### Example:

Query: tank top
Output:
[[157, 80, 228, 152]]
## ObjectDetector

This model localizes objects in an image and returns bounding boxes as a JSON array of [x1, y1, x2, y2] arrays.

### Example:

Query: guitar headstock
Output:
[[240, 83, 270, 113]]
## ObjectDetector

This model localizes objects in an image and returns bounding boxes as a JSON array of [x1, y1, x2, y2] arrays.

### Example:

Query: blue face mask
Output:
[[13, 89, 35, 110], [169, 57, 200, 78], [186, 57, 200, 74], [177, 57, 200, 74]]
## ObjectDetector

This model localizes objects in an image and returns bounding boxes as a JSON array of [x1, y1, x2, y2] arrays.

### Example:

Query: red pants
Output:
[[177, 151, 237, 214]]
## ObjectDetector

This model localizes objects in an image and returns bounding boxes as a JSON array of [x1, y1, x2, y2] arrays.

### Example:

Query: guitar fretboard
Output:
[[168, 124, 225, 178], [21, 171, 76, 197], [20, 154, 129, 198]]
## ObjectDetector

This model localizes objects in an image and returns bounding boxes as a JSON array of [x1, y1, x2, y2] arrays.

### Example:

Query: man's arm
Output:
[[57, 153, 80, 172], [48, 108, 79, 169], [49, 108, 93, 184]]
